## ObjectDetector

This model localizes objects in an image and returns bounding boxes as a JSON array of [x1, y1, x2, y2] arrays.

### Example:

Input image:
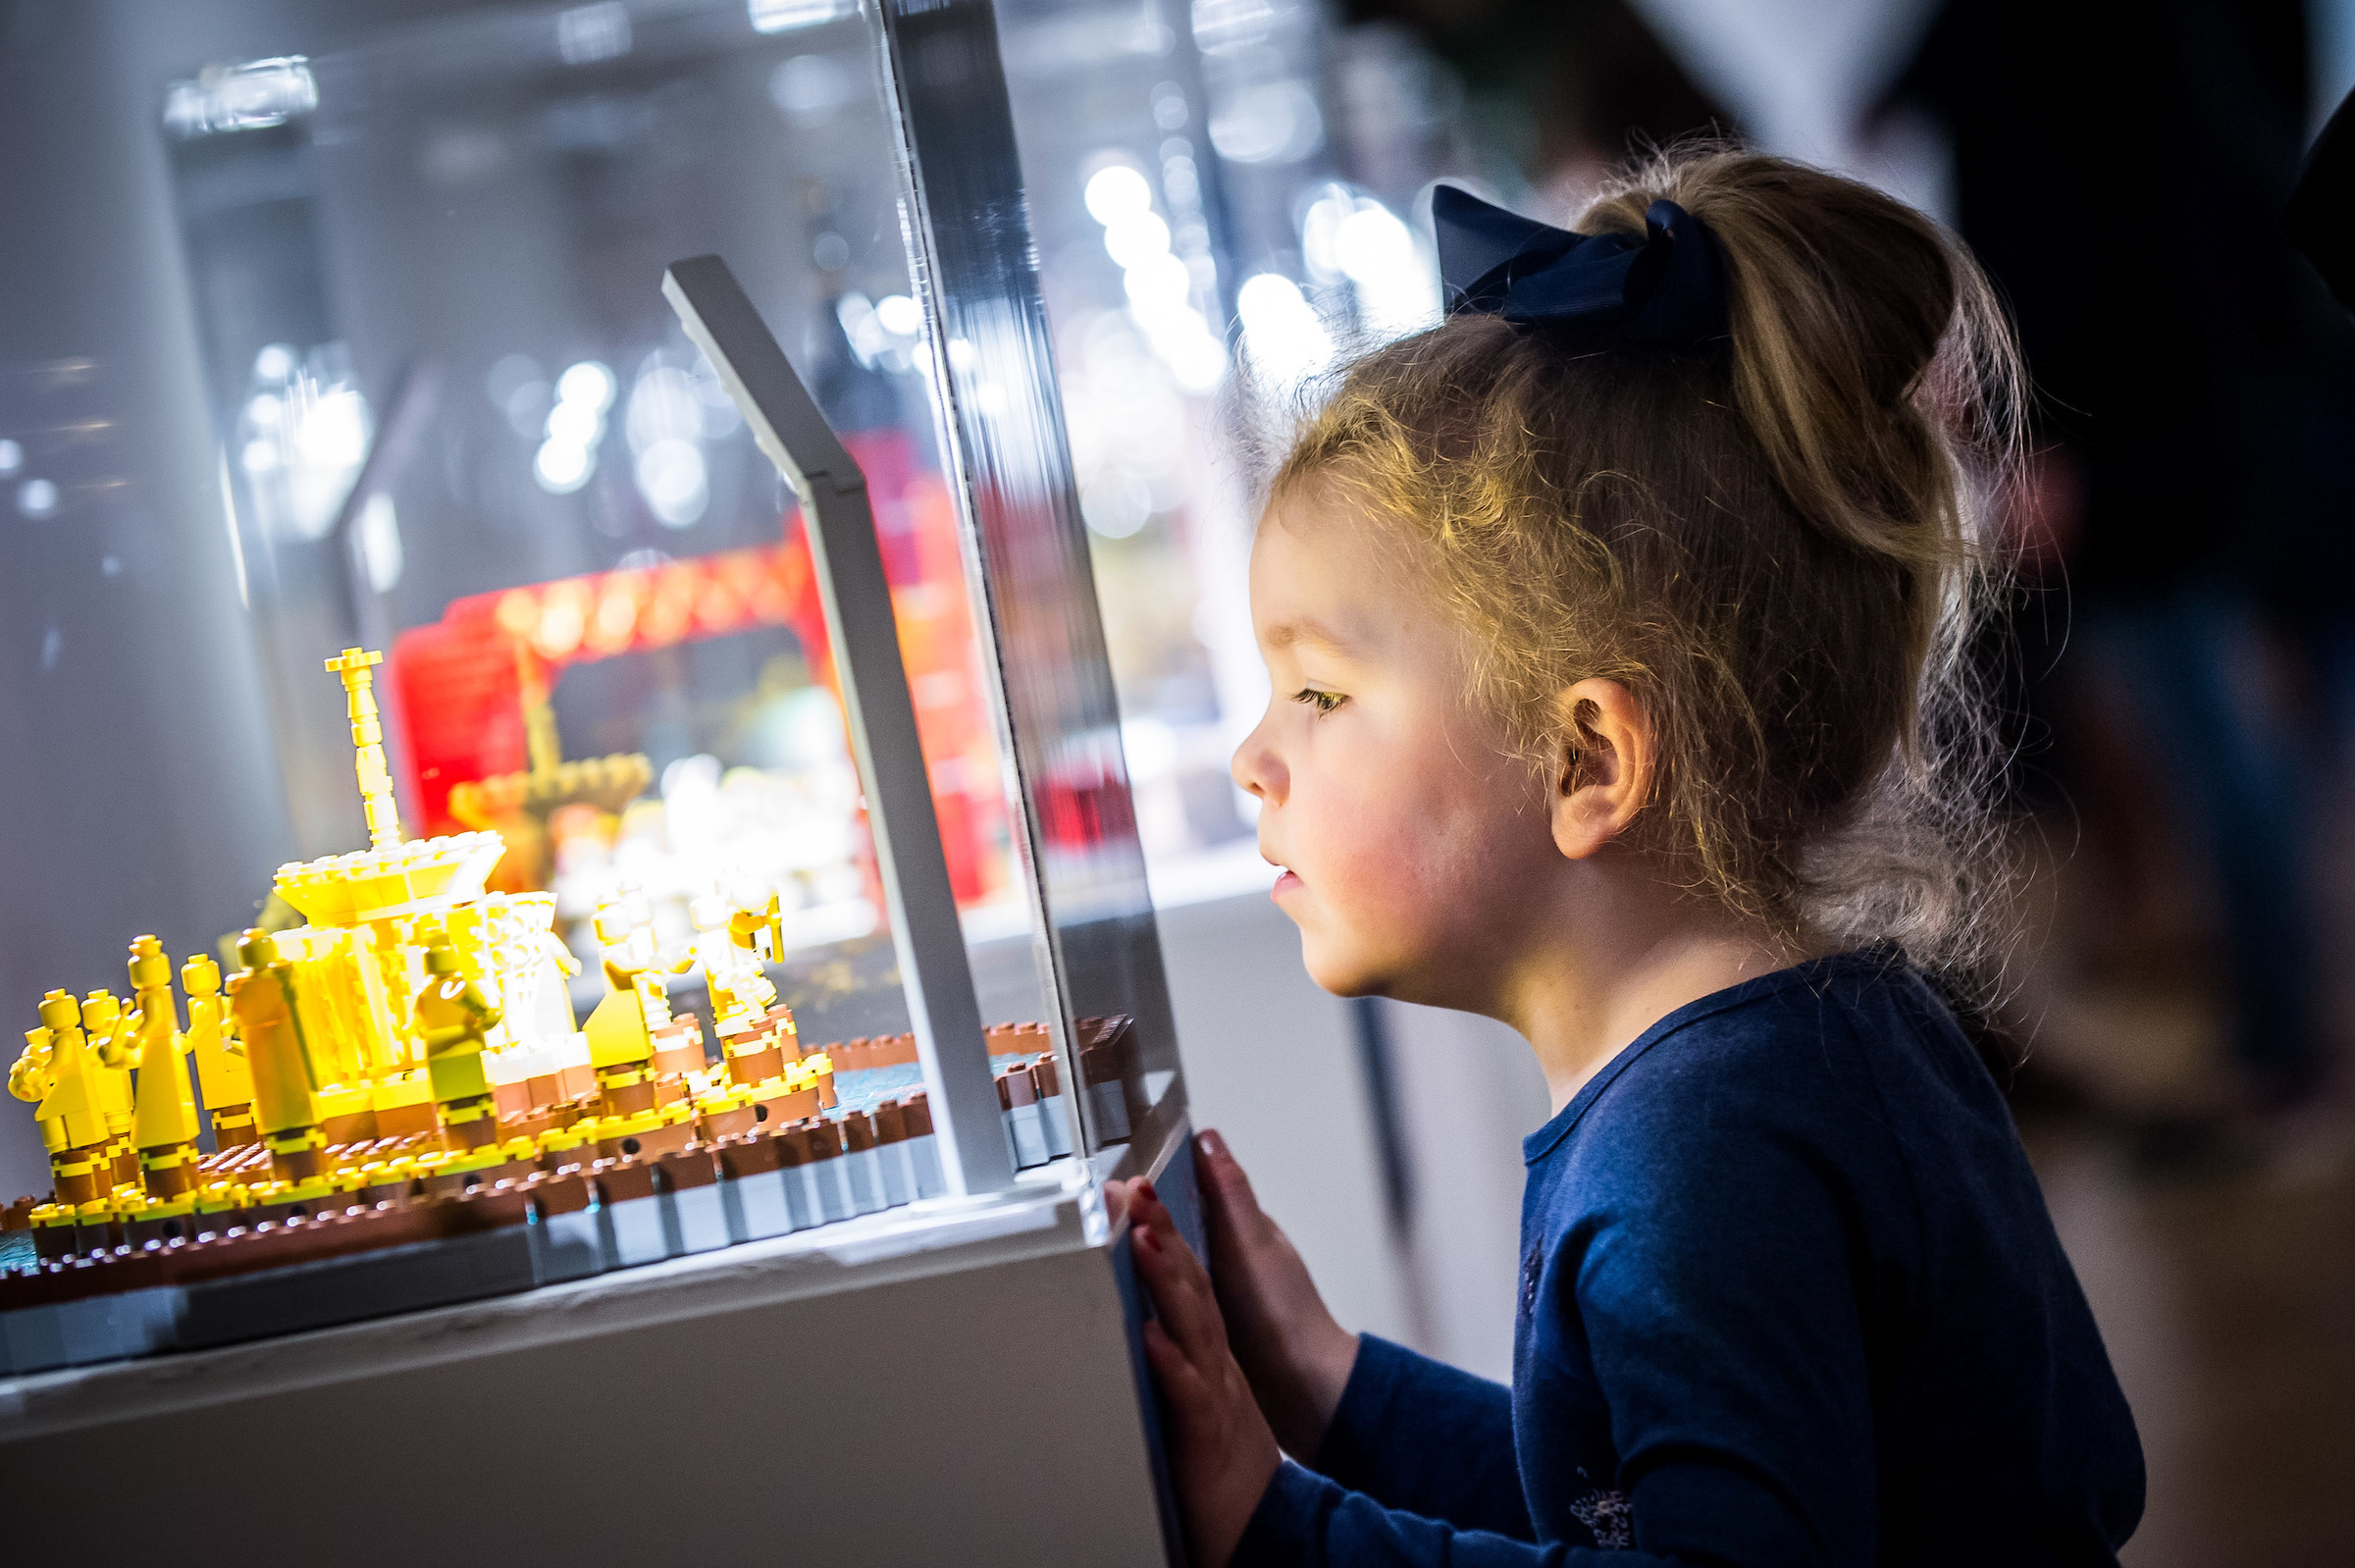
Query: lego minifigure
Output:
[[230, 928, 327, 1182], [414, 941, 503, 1151], [694, 889, 781, 1033], [81, 989, 142, 1192], [584, 888, 692, 1118], [20, 993, 111, 1205], [183, 952, 257, 1148], [124, 935, 202, 1197]]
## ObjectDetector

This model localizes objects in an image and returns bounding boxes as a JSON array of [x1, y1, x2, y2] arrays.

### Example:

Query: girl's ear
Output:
[[1548, 678, 1654, 860]]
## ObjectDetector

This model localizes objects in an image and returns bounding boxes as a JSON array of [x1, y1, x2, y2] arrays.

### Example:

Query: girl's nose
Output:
[[1231, 713, 1285, 806]]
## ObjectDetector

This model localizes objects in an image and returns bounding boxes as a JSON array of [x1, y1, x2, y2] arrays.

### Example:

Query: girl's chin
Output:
[[1295, 933, 1389, 1000]]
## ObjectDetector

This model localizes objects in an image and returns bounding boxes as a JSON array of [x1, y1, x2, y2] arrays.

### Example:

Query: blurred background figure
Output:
[[1888, 0, 2355, 1139]]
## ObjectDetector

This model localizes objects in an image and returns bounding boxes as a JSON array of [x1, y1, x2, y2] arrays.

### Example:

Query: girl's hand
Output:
[[1127, 1178, 1282, 1568], [1193, 1129, 1360, 1459]]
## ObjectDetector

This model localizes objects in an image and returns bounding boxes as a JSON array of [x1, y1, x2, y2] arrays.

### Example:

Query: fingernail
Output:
[[1198, 1130, 1224, 1159], [1136, 1179, 1158, 1206]]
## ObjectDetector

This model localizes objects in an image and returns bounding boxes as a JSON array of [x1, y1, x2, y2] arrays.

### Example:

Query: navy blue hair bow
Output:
[[1432, 183, 1728, 351]]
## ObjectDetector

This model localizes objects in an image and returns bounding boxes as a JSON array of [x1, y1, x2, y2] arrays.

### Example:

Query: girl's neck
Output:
[[1498, 868, 1815, 1115]]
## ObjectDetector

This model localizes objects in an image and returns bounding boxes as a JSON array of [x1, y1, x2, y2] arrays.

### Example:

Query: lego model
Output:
[[443, 638, 654, 893], [0, 648, 1131, 1377]]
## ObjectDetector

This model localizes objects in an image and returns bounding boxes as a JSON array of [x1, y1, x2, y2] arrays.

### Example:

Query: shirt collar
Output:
[[1519, 947, 1905, 1166]]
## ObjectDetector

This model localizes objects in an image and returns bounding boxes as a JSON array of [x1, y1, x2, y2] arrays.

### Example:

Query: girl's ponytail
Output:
[[1586, 149, 2023, 674]]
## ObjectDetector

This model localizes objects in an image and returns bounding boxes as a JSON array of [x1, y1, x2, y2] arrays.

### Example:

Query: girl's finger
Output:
[[1129, 1185, 1225, 1338], [1197, 1129, 1263, 1216], [1142, 1318, 1209, 1404], [1136, 1217, 1228, 1361]]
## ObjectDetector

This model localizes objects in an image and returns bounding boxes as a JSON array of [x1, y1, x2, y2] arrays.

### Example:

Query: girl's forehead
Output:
[[1252, 498, 1439, 657]]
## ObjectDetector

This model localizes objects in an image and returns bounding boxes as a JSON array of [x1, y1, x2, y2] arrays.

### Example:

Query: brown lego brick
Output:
[[272, 1145, 327, 1183], [358, 1175, 418, 1207], [0, 1264, 60, 1311], [558, 1065, 598, 1101], [190, 1202, 251, 1241], [715, 1131, 786, 1179], [754, 1085, 819, 1124], [492, 1081, 533, 1121], [591, 1157, 656, 1205], [525, 1071, 563, 1109], [527, 1170, 592, 1219], [319, 1109, 381, 1147], [125, 1209, 198, 1248], [724, 1044, 785, 1086], [1032, 1052, 1061, 1099], [41, 1249, 162, 1306], [500, 1108, 563, 1143], [652, 1016, 706, 1057], [598, 1118, 694, 1164], [534, 1130, 593, 1174], [871, 1100, 907, 1146], [444, 1114, 503, 1154], [900, 1089, 932, 1137], [448, 1179, 534, 1231], [421, 1154, 529, 1199], [601, 1078, 658, 1118], [702, 1102, 759, 1142], [650, 1039, 705, 1079], [0, 1195, 33, 1232], [842, 1113, 877, 1153], [161, 1204, 451, 1286], [164, 1218, 327, 1284], [800, 1118, 843, 1161], [1000, 1062, 1037, 1110], [654, 1145, 719, 1192], [650, 1020, 706, 1078]]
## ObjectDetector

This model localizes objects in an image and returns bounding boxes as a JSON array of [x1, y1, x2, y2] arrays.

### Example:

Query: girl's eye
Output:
[[1291, 687, 1346, 716]]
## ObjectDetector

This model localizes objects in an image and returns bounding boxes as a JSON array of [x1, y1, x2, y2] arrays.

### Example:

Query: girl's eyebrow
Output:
[[1265, 615, 1356, 653]]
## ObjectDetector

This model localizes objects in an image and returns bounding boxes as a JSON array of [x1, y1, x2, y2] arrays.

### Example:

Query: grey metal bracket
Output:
[[662, 254, 1015, 1199]]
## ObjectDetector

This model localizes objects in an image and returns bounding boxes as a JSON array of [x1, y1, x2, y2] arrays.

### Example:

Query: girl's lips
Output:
[[1273, 868, 1303, 897]]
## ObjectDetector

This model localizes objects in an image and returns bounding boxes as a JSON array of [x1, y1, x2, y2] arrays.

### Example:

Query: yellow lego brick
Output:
[[584, 989, 653, 1071]]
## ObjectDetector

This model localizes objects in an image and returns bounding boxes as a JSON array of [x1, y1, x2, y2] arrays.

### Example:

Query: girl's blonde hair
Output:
[[1270, 147, 2025, 981]]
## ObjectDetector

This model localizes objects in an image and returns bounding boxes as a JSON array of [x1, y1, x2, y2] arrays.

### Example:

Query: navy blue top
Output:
[[1234, 950, 2143, 1565]]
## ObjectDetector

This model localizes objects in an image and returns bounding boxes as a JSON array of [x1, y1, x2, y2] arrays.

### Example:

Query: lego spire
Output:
[[326, 646, 402, 850]]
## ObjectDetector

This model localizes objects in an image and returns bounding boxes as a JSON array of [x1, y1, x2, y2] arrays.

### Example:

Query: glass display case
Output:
[[0, 1, 1230, 1557]]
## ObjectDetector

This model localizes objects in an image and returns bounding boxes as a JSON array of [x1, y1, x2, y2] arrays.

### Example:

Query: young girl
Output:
[[1116, 149, 2144, 1566]]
